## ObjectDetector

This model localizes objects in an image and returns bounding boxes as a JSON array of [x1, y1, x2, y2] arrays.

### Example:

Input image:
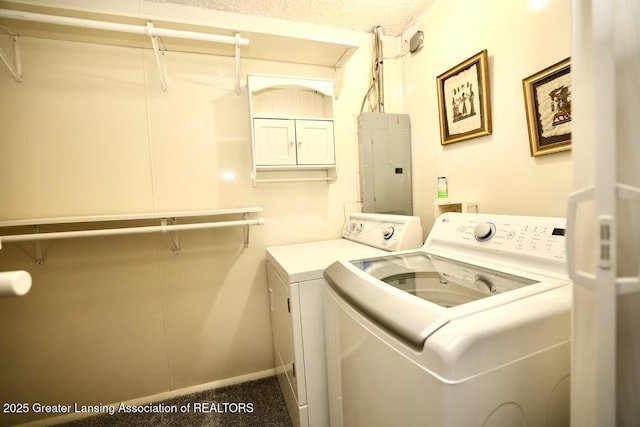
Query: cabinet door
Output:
[[254, 118, 297, 166], [267, 264, 300, 406], [295, 120, 335, 165]]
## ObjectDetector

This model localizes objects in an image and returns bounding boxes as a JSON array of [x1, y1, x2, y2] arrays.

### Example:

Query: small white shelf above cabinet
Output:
[[247, 74, 337, 186]]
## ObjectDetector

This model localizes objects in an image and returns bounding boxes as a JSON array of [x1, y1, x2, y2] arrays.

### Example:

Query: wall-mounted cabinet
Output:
[[248, 74, 337, 186], [253, 118, 335, 166]]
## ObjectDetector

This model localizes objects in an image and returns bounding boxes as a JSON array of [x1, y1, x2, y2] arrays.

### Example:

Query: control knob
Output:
[[382, 225, 395, 240], [474, 222, 496, 242], [347, 221, 364, 233]]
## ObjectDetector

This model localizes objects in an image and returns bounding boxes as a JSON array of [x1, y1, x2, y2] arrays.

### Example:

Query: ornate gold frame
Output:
[[522, 58, 572, 157], [437, 50, 492, 145]]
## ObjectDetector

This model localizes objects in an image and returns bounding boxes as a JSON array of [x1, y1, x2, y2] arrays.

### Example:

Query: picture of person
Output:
[[437, 50, 491, 144]]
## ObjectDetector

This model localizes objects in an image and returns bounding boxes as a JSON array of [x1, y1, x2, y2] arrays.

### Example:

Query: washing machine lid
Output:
[[353, 252, 538, 307], [323, 251, 569, 348]]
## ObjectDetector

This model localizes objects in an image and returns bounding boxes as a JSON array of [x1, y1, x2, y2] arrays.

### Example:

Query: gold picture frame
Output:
[[437, 50, 492, 145], [522, 58, 571, 157]]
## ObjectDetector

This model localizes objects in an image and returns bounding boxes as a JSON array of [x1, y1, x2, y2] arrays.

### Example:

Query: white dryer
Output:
[[323, 212, 572, 427], [266, 213, 423, 427]]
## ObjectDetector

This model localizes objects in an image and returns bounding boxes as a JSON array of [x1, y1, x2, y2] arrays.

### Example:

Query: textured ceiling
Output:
[[145, 0, 431, 36]]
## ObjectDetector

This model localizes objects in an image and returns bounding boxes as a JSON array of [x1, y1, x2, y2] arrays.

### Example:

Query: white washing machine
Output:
[[266, 213, 423, 427], [323, 212, 572, 427]]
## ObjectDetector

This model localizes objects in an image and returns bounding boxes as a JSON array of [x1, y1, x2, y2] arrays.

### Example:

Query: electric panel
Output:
[[358, 113, 413, 215]]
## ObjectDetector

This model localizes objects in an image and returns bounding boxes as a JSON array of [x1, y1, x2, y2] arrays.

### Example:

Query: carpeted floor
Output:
[[57, 376, 292, 427]]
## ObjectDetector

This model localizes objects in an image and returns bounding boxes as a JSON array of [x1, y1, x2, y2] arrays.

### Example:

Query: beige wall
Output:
[[0, 14, 374, 426], [403, 0, 572, 229]]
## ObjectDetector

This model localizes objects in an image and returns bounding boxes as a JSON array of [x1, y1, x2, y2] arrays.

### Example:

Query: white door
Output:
[[570, 1, 640, 426], [295, 120, 335, 165], [254, 118, 297, 166]]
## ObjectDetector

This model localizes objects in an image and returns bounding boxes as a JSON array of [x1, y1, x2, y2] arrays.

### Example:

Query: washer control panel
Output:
[[343, 213, 423, 251], [426, 212, 567, 264]]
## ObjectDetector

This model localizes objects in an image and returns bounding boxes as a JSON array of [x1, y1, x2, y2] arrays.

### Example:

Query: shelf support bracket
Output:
[[332, 46, 355, 100], [32, 225, 44, 265], [147, 22, 168, 92], [235, 32, 241, 95], [243, 212, 251, 247], [161, 218, 180, 253], [0, 28, 22, 82]]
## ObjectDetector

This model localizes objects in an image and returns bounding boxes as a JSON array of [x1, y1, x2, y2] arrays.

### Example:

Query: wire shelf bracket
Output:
[[0, 25, 21, 82]]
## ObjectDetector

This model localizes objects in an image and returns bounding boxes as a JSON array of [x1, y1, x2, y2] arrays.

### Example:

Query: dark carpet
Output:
[[57, 376, 292, 427]]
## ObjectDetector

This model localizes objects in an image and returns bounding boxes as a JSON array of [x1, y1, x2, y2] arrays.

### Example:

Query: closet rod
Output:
[[0, 218, 264, 243], [0, 9, 250, 46]]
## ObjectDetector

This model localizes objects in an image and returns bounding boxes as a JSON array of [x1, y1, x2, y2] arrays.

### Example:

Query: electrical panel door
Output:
[[358, 113, 413, 215]]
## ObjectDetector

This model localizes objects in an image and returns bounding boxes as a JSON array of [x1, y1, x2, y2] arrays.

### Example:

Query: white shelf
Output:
[[0, 2, 359, 93], [0, 207, 262, 227], [251, 114, 334, 121], [0, 207, 265, 263], [434, 199, 478, 217], [256, 165, 336, 171], [247, 74, 335, 97]]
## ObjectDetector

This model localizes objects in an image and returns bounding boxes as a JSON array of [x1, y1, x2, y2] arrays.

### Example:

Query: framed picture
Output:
[[437, 50, 492, 145], [522, 58, 571, 156]]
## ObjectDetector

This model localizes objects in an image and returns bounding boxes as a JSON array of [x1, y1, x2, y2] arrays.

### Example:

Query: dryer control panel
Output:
[[343, 213, 424, 252]]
